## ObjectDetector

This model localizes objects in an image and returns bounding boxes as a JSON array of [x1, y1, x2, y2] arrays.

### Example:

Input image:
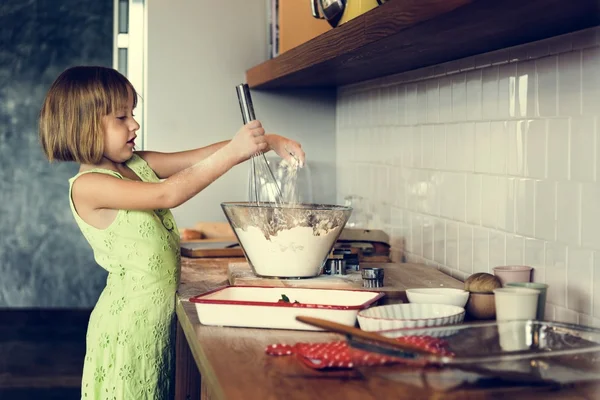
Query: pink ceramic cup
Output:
[[493, 265, 532, 286]]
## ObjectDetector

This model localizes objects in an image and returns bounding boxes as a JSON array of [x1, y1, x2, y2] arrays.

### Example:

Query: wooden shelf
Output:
[[246, 0, 600, 89]]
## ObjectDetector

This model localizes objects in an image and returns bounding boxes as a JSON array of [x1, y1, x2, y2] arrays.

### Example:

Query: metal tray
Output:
[[347, 320, 600, 387]]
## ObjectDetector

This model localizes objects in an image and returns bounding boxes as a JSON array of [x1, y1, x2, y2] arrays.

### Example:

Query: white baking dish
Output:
[[189, 285, 385, 331]]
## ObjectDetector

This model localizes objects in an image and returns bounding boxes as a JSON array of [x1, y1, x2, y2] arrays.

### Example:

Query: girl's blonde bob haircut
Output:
[[39, 66, 138, 164]]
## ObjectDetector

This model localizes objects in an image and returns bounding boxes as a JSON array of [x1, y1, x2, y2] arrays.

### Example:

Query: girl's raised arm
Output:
[[136, 134, 304, 179], [135, 141, 230, 179], [72, 123, 266, 211]]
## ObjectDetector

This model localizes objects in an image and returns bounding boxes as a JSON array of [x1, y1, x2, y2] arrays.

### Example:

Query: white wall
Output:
[[146, 0, 336, 226], [337, 27, 600, 326]]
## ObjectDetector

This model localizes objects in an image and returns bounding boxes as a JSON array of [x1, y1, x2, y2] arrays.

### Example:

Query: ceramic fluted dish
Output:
[[406, 288, 470, 307], [357, 303, 465, 332]]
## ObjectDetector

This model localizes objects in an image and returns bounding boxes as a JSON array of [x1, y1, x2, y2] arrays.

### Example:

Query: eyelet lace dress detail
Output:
[[68, 154, 180, 399]]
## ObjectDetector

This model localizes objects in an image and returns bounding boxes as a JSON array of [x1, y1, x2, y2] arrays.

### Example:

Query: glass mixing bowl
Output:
[[221, 202, 352, 278]]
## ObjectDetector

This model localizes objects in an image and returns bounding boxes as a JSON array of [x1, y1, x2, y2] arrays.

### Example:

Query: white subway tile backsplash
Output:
[[524, 238, 545, 268], [507, 121, 525, 176], [438, 77, 453, 123], [412, 127, 422, 168], [555, 306, 579, 324], [466, 174, 481, 225], [594, 253, 600, 318], [461, 123, 476, 172], [405, 169, 418, 211], [481, 66, 499, 119], [450, 173, 467, 221], [536, 55, 558, 117], [433, 125, 446, 170], [517, 60, 538, 118], [545, 242, 567, 307], [337, 27, 600, 323], [433, 219, 445, 265], [505, 234, 524, 265], [381, 86, 398, 126], [423, 216, 434, 260], [421, 125, 435, 169], [420, 170, 436, 214], [570, 117, 595, 182], [376, 165, 390, 202], [406, 84, 418, 125], [458, 224, 473, 274], [466, 70, 483, 121], [567, 247, 593, 315], [545, 303, 556, 321], [481, 175, 498, 228], [445, 124, 461, 171], [489, 121, 508, 175], [501, 177, 515, 232], [472, 227, 489, 273], [369, 89, 380, 126], [525, 237, 546, 283], [498, 62, 517, 119], [556, 181, 581, 245], [546, 119, 569, 181], [515, 179, 535, 237], [525, 119, 546, 179], [489, 231, 506, 268], [474, 122, 491, 173], [417, 83, 428, 125], [426, 81, 439, 124], [391, 128, 403, 166], [452, 75, 467, 122], [581, 183, 600, 250], [411, 213, 423, 257], [532, 265, 546, 284], [397, 85, 407, 126], [534, 180, 556, 241], [431, 171, 443, 216], [558, 51, 582, 117], [582, 47, 600, 116], [399, 126, 412, 167], [446, 221, 458, 269]]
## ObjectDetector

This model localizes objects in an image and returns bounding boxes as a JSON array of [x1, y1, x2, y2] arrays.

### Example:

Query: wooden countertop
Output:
[[176, 257, 600, 399]]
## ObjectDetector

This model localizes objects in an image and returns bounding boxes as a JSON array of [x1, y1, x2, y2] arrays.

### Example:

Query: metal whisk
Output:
[[235, 83, 283, 206]]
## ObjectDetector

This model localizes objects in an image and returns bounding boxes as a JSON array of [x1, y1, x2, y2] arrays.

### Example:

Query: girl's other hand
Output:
[[266, 134, 305, 167], [226, 120, 267, 163]]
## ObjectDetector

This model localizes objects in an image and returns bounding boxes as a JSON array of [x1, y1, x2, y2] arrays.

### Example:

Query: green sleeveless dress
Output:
[[69, 154, 181, 400]]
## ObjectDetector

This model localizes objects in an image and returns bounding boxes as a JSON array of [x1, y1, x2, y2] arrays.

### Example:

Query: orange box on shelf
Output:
[[278, 0, 332, 55]]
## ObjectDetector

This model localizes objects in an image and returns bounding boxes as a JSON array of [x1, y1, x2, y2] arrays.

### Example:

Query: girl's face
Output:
[[101, 90, 139, 164]]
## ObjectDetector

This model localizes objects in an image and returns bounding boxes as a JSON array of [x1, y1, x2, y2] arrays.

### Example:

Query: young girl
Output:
[[39, 66, 304, 399]]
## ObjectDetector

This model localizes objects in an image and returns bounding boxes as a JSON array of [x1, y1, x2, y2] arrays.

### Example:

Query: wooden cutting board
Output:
[[181, 240, 245, 258], [227, 261, 463, 304]]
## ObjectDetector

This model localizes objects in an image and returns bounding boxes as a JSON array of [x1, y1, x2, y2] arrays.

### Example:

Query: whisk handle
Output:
[[236, 83, 255, 124]]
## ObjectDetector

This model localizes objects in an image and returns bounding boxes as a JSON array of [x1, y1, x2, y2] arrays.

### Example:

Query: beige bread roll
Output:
[[464, 272, 502, 293], [180, 229, 204, 241]]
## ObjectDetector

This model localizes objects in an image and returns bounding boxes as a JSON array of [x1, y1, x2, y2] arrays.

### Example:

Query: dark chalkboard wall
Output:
[[0, 1, 113, 307]]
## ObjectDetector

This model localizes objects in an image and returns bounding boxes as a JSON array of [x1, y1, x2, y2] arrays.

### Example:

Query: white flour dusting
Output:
[[235, 225, 342, 277], [278, 157, 299, 204]]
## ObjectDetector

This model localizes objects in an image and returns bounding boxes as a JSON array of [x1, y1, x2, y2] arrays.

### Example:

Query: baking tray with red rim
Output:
[[189, 285, 385, 330]]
